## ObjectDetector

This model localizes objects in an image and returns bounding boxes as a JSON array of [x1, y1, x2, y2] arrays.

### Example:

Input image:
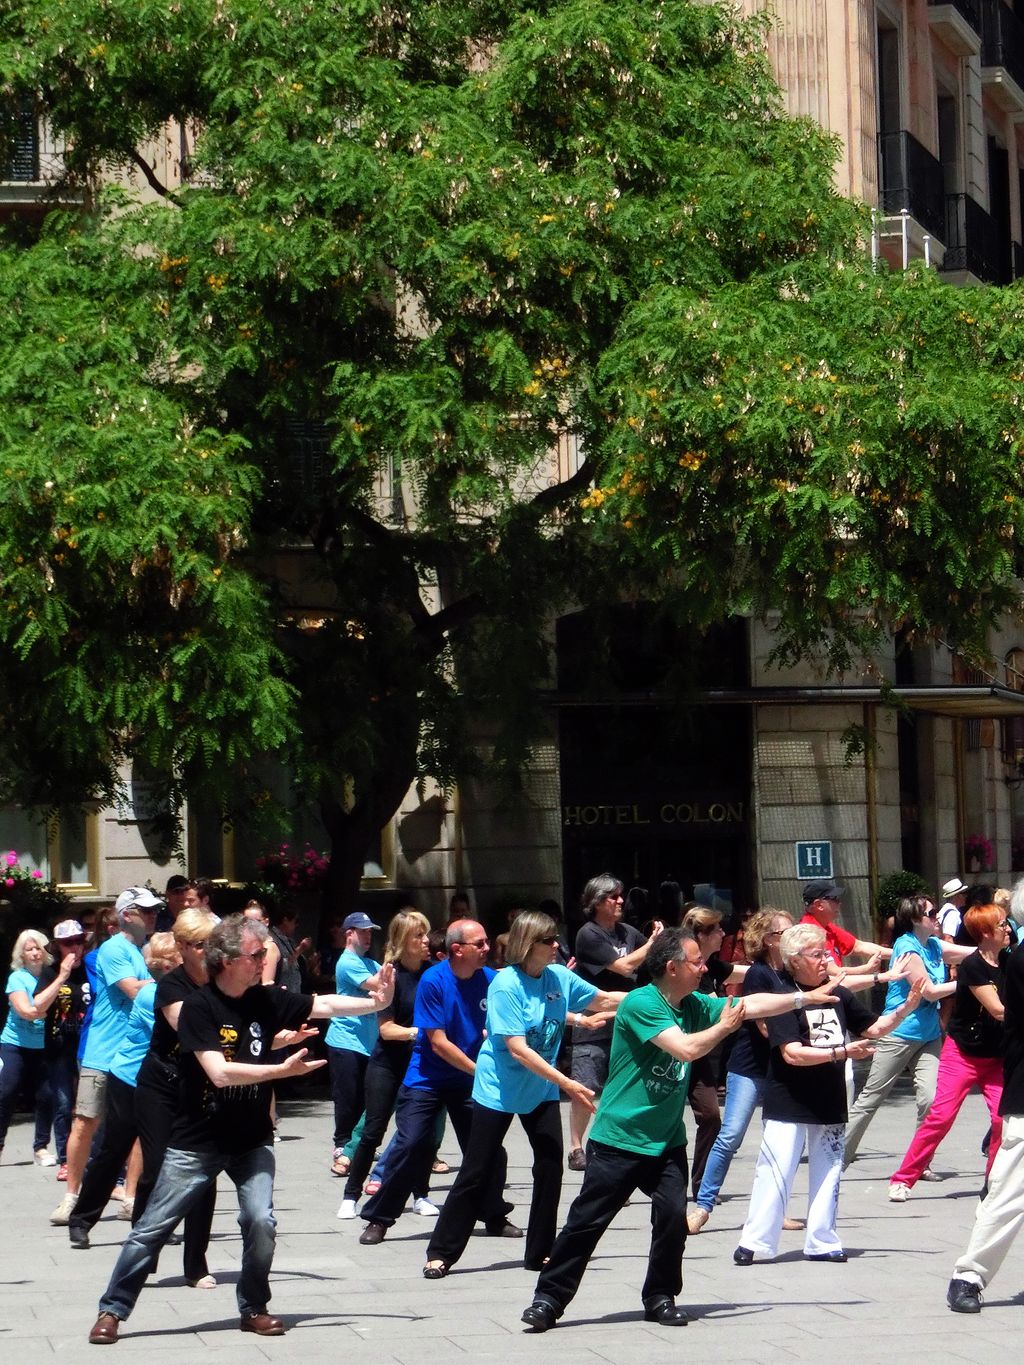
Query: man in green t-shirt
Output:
[[520, 926, 840, 1332]]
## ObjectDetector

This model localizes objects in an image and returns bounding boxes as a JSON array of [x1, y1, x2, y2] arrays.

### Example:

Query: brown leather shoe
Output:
[[240, 1313, 286, 1336], [359, 1220, 387, 1245], [88, 1313, 120, 1345]]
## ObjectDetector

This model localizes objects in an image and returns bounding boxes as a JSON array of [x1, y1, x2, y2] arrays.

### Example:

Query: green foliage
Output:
[[1, 0, 1023, 881], [875, 869, 931, 921]]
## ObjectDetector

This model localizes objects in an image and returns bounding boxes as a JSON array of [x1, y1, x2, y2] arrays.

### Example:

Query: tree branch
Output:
[[527, 454, 597, 513], [129, 150, 183, 205]]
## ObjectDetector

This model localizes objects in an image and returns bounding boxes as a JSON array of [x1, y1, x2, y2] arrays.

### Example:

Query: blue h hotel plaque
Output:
[[795, 841, 833, 880]]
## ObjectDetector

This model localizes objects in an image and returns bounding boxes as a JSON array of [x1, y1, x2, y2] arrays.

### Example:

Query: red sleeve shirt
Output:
[[799, 912, 857, 964]]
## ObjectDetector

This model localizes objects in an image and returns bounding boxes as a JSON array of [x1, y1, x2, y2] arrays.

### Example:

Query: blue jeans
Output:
[[694, 1071, 764, 1212], [98, 1144, 276, 1321], [46, 1046, 79, 1163]]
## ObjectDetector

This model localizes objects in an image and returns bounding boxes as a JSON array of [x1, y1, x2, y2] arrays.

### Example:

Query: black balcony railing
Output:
[[981, 0, 1024, 92], [943, 192, 1013, 283], [878, 130, 947, 241], [929, 0, 981, 34], [0, 95, 39, 182]]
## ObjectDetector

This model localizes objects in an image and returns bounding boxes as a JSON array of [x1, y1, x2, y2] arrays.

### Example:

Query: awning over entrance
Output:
[[546, 685, 1024, 717]]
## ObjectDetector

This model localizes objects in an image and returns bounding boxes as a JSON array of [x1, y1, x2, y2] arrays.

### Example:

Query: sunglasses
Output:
[[245, 948, 268, 961], [536, 936, 559, 947]]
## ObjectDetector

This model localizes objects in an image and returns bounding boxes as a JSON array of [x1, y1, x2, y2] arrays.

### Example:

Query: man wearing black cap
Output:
[[327, 911, 385, 1177], [800, 879, 887, 970]]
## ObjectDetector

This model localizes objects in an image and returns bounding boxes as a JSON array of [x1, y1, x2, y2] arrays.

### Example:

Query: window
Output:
[[0, 806, 99, 892]]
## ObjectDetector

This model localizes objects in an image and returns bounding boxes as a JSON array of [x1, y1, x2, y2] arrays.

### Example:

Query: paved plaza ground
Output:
[[1, 1079, 1022, 1363]]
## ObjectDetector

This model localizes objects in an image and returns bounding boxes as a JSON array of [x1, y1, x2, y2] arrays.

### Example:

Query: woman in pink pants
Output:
[[889, 904, 1010, 1203]]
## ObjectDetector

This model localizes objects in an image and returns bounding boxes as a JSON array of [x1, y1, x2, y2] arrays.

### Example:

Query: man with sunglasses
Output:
[[358, 918, 523, 1246], [87, 913, 394, 1345]]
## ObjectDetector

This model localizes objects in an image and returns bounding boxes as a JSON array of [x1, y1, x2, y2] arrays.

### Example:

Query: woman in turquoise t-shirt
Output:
[[0, 928, 75, 1163], [422, 910, 625, 1279], [844, 894, 960, 1168]]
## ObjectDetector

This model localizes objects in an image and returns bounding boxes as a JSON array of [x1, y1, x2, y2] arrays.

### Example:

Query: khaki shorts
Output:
[[74, 1068, 108, 1120]]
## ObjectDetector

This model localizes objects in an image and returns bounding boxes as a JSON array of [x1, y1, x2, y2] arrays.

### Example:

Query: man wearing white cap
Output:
[[50, 887, 159, 1225], [938, 879, 969, 943]]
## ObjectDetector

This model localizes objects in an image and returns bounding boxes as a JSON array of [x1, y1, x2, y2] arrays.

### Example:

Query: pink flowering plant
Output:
[[255, 842, 330, 894], [0, 851, 71, 914], [964, 833, 994, 871]]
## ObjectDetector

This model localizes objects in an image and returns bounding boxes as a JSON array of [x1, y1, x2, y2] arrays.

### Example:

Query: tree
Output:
[[2, 0, 1024, 912]]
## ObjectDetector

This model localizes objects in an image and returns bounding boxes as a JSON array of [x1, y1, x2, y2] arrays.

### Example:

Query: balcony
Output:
[[878, 130, 947, 242], [942, 192, 1013, 284], [928, 1, 982, 56], [980, 0, 1024, 114], [0, 98, 72, 220]]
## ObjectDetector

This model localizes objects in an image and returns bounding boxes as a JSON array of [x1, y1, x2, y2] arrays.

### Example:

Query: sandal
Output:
[[423, 1261, 450, 1279], [331, 1153, 350, 1177], [431, 1158, 450, 1174]]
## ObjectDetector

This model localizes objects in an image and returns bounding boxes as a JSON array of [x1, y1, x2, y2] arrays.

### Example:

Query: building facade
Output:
[[5, 3, 1024, 942]]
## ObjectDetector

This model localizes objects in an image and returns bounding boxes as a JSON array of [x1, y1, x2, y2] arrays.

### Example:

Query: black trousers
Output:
[[427, 1099, 562, 1269], [534, 1139, 689, 1315], [688, 1057, 722, 1199], [361, 1085, 508, 1229], [329, 1047, 369, 1149], [135, 1067, 216, 1284], [343, 1061, 433, 1202], [71, 1074, 138, 1233]]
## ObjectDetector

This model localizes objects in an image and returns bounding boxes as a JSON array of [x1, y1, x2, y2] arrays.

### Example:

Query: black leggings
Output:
[[427, 1098, 562, 1270]]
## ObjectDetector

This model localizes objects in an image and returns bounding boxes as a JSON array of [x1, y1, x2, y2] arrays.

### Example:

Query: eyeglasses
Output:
[[245, 948, 268, 961], [463, 939, 489, 949], [799, 949, 830, 960], [925, 910, 938, 919]]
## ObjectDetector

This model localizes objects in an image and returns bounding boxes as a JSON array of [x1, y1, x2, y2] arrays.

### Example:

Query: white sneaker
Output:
[[336, 1198, 359, 1220], [50, 1192, 79, 1225], [33, 1149, 57, 1168], [413, 1197, 440, 1217], [888, 1182, 910, 1203]]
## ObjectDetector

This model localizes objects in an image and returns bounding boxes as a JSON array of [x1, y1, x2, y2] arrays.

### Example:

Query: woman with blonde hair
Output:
[[128, 909, 220, 1283], [0, 928, 75, 1163], [423, 909, 624, 1278], [337, 909, 435, 1218], [688, 908, 793, 1232]]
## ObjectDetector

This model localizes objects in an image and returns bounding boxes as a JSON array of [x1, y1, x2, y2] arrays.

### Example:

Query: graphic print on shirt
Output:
[[647, 1052, 685, 1097], [806, 1007, 844, 1050]]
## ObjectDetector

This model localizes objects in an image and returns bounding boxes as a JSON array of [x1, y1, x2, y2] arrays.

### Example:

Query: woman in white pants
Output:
[[734, 923, 924, 1265]]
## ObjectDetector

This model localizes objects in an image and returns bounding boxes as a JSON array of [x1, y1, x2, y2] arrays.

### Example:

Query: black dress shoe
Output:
[[804, 1250, 847, 1263], [733, 1246, 754, 1266], [947, 1278, 982, 1314], [359, 1220, 387, 1245], [69, 1222, 91, 1250], [485, 1218, 524, 1238], [643, 1298, 689, 1326], [521, 1300, 557, 1332]]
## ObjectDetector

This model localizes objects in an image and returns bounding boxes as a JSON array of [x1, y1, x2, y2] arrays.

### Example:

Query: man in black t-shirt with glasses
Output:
[[87, 913, 394, 1346]]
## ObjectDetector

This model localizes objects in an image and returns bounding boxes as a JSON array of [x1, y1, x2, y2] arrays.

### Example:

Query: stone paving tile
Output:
[[0, 1082, 1020, 1359]]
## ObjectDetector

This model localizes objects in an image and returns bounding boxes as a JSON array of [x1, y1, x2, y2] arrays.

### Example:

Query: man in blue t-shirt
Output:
[[51, 887, 158, 1226], [325, 911, 384, 1175], [357, 919, 522, 1245]]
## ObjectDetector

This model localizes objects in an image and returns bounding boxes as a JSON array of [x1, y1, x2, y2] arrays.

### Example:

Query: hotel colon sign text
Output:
[[563, 801, 745, 827]]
